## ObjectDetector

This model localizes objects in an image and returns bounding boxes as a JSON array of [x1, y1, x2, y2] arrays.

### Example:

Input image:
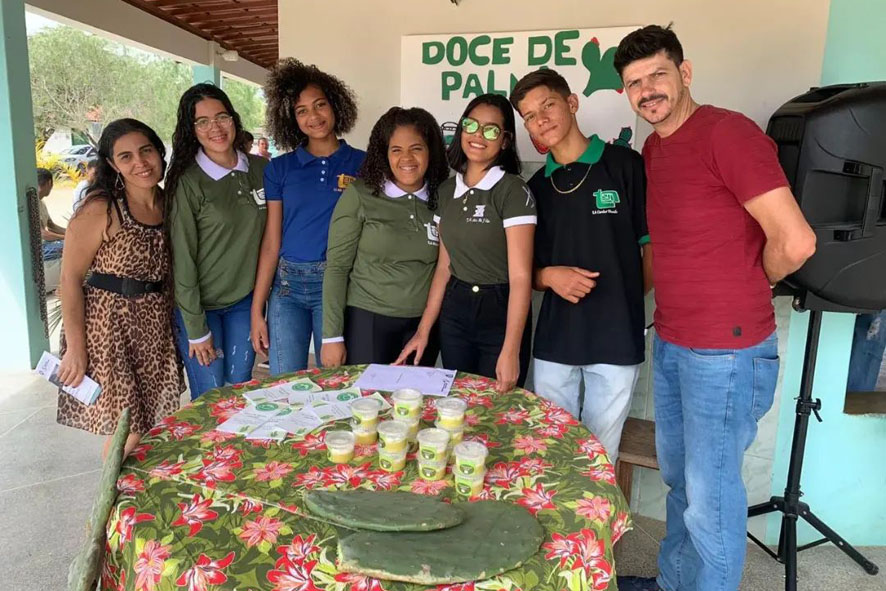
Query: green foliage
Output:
[[28, 27, 265, 144]]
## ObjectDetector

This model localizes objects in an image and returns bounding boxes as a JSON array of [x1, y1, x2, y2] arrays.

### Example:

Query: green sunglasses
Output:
[[461, 117, 504, 141]]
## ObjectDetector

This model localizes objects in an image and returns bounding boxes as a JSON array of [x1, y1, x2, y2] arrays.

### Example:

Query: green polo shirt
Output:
[[435, 166, 537, 285], [322, 179, 439, 340], [170, 151, 267, 340]]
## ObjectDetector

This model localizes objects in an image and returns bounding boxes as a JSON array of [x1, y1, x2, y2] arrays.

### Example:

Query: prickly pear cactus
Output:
[[337, 500, 544, 584], [304, 490, 464, 531], [68, 408, 130, 591]]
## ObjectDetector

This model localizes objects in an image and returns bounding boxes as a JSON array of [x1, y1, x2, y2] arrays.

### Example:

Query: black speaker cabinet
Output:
[[767, 82, 886, 312]]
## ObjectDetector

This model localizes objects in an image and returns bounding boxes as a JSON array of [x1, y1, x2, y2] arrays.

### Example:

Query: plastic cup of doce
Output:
[[377, 420, 409, 452], [418, 459, 447, 481], [351, 425, 378, 445], [454, 441, 488, 477], [395, 416, 421, 443], [326, 431, 355, 464], [378, 448, 407, 472], [350, 397, 382, 429], [392, 388, 423, 420], [454, 471, 486, 496], [417, 427, 451, 463], [436, 397, 467, 430]]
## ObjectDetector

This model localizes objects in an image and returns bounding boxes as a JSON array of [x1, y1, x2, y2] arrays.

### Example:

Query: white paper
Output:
[[216, 402, 287, 435], [35, 351, 102, 405], [307, 400, 354, 423], [353, 364, 456, 396], [242, 385, 291, 405]]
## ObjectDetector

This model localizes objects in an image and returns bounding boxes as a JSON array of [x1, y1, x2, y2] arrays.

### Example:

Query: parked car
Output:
[[59, 144, 97, 171]]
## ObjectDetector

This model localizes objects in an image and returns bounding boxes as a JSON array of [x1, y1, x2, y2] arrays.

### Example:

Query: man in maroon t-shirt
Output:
[[613, 25, 816, 591]]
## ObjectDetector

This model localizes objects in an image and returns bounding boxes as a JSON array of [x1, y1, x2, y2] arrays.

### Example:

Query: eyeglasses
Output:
[[461, 117, 504, 141], [194, 113, 234, 131]]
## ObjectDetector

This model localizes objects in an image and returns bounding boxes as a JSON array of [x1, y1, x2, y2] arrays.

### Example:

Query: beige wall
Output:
[[279, 0, 830, 147]]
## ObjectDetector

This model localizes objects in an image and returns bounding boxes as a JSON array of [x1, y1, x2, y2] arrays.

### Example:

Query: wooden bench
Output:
[[615, 417, 659, 500]]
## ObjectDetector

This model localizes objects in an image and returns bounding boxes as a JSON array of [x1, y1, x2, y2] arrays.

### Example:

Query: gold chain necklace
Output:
[[549, 164, 592, 194]]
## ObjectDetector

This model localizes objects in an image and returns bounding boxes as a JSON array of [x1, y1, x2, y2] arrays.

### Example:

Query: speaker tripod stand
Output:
[[747, 306, 879, 591]]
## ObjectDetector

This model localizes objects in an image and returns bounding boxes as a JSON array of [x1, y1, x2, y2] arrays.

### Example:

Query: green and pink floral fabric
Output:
[[102, 366, 632, 591]]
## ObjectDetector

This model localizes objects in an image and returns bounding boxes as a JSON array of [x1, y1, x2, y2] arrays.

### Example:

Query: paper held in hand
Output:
[[353, 364, 456, 396], [35, 351, 102, 405]]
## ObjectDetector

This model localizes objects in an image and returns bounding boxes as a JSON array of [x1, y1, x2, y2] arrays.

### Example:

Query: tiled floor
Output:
[[1, 371, 883, 590]]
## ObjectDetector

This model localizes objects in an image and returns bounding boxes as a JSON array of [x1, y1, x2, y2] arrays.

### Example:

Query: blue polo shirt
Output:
[[264, 140, 366, 262]]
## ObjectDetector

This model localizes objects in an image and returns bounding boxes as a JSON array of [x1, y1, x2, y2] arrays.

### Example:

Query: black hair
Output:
[[36, 168, 53, 186], [447, 93, 521, 175], [359, 107, 449, 211], [613, 23, 684, 77], [75, 118, 166, 215], [509, 69, 572, 114], [242, 130, 254, 143], [165, 84, 245, 205], [85, 159, 98, 170], [264, 58, 358, 151]]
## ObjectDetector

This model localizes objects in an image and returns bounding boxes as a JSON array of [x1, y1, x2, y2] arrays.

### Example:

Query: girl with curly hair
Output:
[[166, 84, 269, 398], [251, 59, 365, 375], [397, 94, 536, 393], [320, 107, 449, 366]]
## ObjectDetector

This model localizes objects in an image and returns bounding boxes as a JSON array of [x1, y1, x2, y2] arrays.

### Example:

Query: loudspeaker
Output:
[[767, 82, 886, 312]]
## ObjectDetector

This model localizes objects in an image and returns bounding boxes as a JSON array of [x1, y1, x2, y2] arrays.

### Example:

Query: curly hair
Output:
[[448, 93, 521, 176], [264, 58, 358, 151], [75, 118, 167, 217], [164, 84, 245, 208], [359, 107, 449, 211]]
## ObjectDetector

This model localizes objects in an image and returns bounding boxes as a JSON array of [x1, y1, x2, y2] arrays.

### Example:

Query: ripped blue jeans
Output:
[[847, 311, 886, 392], [174, 292, 255, 400]]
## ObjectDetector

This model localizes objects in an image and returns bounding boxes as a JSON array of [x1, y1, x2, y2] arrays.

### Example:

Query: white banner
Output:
[[401, 26, 640, 162]]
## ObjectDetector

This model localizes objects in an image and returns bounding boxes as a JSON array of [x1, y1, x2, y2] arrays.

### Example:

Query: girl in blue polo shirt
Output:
[[251, 59, 365, 375]]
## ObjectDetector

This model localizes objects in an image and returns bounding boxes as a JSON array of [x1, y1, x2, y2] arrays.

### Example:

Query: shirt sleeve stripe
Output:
[[322, 337, 345, 344], [638, 234, 651, 246], [502, 215, 538, 228], [188, 331, 213, 344]]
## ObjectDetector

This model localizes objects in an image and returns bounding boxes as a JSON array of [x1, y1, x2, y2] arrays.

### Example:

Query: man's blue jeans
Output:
[[653, 331, 779, 591], [175, 292, 255, 400], [267, 259, 324, 376], [847, 311, 886, 392]]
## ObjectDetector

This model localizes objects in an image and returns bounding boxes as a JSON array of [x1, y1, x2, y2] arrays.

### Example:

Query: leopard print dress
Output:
[[57, 195, 185, 435]]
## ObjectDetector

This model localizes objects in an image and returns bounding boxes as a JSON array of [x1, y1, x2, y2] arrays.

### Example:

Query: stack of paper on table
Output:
[[353, 364, 456, 396]]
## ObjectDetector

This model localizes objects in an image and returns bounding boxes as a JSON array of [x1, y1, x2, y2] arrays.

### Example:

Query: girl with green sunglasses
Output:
[[397, 94, 536, 393]]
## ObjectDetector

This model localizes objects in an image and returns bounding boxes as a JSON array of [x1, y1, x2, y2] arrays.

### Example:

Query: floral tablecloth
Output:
[[103, 367, 632, 591]]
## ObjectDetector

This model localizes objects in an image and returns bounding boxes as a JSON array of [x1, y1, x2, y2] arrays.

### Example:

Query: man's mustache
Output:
[[639, 94, 668, 107]]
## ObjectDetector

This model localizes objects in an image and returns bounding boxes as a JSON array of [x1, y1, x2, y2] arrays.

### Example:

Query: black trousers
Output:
[[344, 305, 440, 366], [439, 276, 531, 386]]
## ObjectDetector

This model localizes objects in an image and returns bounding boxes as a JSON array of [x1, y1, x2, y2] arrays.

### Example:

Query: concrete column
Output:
[[192, 41, 221, 86], [0, 0, 49, 370]]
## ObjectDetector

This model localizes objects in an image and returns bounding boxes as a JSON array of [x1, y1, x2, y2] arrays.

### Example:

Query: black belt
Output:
[[86, 272, 164, 297]]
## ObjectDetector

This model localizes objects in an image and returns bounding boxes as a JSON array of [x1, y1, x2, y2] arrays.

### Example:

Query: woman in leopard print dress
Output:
[[56, 119, 184, 458]]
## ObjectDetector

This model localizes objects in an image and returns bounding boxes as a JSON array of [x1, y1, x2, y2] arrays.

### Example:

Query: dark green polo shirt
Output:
[[170, 151, 267, 340], [322, 179, 439, 340], [530, 136, 649, 366], [435, 166, 537, 285]]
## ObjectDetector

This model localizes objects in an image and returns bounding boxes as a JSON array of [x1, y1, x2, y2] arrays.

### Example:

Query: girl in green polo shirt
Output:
[[321, 107, 450, 366], [397, 94, 537, 393], [166, 84, 268, 399]]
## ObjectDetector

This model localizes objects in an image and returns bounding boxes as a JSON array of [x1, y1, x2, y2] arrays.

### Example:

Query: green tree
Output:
[[224, 77, 265, 133]]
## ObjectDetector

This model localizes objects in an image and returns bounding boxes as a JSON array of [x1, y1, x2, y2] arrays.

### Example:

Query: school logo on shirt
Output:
[[425, 222, 439, 245], [466, 204, 490, 224], [337, 174, 356, 192], [593, 189, 620, 215], [523, 186, 535, 208], [251, 187, 266, 207]]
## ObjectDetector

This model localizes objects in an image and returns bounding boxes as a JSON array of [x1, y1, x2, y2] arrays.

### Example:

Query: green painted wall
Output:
[[0, 0, 48, 369], [767, 0, 886, 546]]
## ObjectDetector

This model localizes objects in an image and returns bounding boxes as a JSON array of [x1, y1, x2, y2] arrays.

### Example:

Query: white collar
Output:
[[196, 148, 249, 181], [453, 165, 505, 199], [383, 179, 429, 201]]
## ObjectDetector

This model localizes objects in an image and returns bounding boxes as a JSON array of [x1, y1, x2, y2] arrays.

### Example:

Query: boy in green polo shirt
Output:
[[511, 69, 652, 463]]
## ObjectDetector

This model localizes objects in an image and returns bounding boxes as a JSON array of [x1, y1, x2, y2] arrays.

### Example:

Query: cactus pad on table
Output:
[[337, 500, 544, 584], [304, 490, 464, 531]]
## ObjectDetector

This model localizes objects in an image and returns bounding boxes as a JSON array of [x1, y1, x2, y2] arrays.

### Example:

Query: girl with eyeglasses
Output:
[[250, 60, 365, 375], [321, 107, 449, 367], [166, 84, 268, 398], [397, 94, 536, 392]]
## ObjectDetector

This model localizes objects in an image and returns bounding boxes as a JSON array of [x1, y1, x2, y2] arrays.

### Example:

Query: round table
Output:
[[103, 366, 632, 591]]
